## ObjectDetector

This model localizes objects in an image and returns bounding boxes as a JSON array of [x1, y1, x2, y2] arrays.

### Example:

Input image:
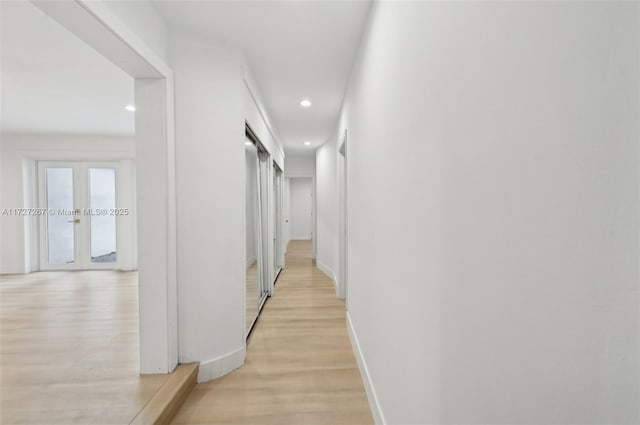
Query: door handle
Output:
[[67, 219, 80, 224]]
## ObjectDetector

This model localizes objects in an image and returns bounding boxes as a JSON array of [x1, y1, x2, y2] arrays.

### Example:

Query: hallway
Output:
[[173, 240, 372, 425]]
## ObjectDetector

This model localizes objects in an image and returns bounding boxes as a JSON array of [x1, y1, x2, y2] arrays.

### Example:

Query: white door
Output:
[[289, 178, 312, 240], [39, 161, 121, 270]]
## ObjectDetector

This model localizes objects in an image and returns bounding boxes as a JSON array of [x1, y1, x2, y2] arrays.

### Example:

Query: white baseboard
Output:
[[197, 346, 245, 383], [332, 270, 339, 296], [316, 260, 339, 296], [346, 312, 386, 425], [246, 256, 256, 269], [334, 272, 343, 299], [290, 235, 311, 240]]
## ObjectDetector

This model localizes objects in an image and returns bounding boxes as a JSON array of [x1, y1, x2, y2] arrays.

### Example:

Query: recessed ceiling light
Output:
[[125, 105, 136, 112], [300, 99, 312, 108], [304, 141, 311, 146]]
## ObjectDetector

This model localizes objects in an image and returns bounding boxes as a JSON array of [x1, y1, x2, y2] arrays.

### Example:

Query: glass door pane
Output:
[[89, 168, 117, 263], [45, 168, 76, 264]]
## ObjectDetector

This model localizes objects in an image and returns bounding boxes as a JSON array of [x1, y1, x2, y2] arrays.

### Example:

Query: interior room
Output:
[[0, 1, 153, 423], [1, 1, 639, 424]]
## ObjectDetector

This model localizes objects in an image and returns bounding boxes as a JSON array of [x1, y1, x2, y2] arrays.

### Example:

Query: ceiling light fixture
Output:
[[300, 99, 312, 108], [125, 105, 136, 112], [245, 141, 252, 146], [304, 141, 311, 146]]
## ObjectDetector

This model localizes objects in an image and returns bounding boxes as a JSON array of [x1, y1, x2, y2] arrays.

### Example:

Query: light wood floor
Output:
[[172, 240, 373, 425], [0, 271, 168, 424]]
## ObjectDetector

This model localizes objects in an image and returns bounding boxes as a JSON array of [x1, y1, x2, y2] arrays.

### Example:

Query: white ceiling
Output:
[[153, 0, 372, 153], [0, 1, 371, 150], [0, 1, 134, 136]]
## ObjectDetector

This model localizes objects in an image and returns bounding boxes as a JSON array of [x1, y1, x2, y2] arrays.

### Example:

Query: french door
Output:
[[38, 161, 121, 270]]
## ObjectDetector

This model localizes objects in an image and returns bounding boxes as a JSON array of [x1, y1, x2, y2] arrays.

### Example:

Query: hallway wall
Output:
[[170, 31, 245, 381], [325, 2, 640, 423], [284, 152, 315, 176], [315, 133, 339, 289], [169, 30, 284, 382]]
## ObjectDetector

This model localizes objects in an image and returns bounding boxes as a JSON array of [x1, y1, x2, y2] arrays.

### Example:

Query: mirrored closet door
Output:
[[245, 133, 272, 336]]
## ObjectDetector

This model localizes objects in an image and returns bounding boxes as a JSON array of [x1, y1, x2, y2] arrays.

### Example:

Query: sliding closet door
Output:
[[257, 149, 271, 303], [245, 134, 273, 336], [245, 139, 260, 334]]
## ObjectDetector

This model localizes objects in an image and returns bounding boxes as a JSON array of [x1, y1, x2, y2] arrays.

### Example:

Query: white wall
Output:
[[330, 2, 640, 424], [0, 133, 136, 274], [289, 178, 312, 240], [284, 152, 315, 176], [315, 134, 339, 286], [170, 30, 246, 381], [243, 67, 284, 170], [101, 1, 169, 62], [170, 29, 285, 382]]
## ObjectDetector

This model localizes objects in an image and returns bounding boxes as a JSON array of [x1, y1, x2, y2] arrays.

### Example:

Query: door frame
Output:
[[31, 0, 178, 374]]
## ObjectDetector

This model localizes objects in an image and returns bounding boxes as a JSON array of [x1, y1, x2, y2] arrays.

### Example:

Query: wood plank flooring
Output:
[[0, 270, 168, 424], [172, 240, 373, 425]]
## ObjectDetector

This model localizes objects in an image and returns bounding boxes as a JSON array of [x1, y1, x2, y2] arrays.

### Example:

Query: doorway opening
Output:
[[287, 177, 313, 243]]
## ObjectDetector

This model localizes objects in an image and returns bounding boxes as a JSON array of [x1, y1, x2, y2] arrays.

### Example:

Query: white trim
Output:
[[197, 346, 246, 383], [246, 256, 257, 269], [315, 260, 339, 294], [346, 312, 386, 425], [316, 260, 332, 279]]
